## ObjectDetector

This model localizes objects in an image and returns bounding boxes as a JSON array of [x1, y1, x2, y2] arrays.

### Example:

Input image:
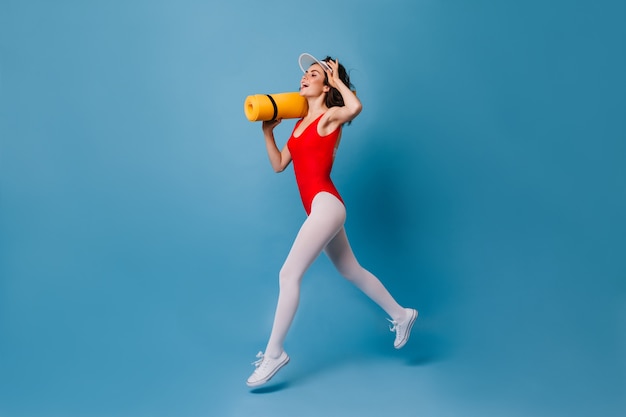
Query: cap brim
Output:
[[298, 53, 331, 73]]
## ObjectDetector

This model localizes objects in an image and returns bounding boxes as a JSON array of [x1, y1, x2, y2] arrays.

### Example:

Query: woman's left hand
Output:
[[324, 59, 342, 89]]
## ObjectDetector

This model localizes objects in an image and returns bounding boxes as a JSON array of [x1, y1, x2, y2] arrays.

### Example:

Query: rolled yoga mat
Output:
[[244, 92, 308, 122]]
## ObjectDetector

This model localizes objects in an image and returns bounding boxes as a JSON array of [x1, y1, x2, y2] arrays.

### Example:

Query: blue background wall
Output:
[[1, 1, 624, 416]]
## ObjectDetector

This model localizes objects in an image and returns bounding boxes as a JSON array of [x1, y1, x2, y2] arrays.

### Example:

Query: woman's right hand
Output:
[[262, 118, 282, 134]]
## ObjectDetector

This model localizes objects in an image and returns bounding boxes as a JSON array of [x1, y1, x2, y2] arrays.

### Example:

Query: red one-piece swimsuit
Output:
[[287, 114, 344, 215]]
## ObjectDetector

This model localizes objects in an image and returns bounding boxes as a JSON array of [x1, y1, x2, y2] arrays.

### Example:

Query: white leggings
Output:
[[264, 192, 406, 358]]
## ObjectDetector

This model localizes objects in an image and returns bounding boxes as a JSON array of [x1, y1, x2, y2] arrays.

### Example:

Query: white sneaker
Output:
[[388, 308, 418, 349], [246, 351, 290, 387]]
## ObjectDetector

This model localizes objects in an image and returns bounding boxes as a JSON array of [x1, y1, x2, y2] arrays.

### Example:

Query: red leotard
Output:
[[287, 114, 344, 215]]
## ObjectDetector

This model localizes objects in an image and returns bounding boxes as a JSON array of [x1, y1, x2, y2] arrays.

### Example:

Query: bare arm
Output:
[[263, 119, 292, 173], [321, 59, 362, 131]]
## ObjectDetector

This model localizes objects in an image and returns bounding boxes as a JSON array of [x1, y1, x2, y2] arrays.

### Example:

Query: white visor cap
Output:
[[298, 53, 332, 74]]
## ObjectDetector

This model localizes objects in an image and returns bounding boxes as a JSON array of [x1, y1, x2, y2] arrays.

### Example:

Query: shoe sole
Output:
[[246, 354, 290, 388], [395, 309, 418, 349]]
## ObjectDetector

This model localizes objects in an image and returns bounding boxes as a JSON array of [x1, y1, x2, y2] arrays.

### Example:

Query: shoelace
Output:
[[252, 351, 265, 368], [387, 318, 399, 332]]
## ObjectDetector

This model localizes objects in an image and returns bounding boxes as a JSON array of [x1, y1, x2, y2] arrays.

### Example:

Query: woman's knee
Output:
[[278, 265, 303, 288], [336, 262, 364, 283]]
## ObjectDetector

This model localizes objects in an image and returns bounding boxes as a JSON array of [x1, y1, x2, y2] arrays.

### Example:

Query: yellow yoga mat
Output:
[[244, 92, 307, 122]]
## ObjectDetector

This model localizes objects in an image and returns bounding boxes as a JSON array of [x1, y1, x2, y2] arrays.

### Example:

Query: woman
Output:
[[247, 53, 417, 387]]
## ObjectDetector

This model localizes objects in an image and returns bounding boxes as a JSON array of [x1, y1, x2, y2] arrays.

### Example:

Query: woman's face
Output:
[[300, 63, 329, 97]]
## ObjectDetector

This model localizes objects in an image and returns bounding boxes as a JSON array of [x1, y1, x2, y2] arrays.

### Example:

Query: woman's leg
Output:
[[264, 192, 346, 358], [324, 228, 406, 321]]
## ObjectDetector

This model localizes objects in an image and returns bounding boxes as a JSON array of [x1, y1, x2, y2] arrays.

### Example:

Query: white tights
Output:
[[264, 192, 406, 358]]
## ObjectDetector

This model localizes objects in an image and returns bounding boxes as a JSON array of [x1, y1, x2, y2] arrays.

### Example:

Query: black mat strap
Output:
[[266, 94, 278, 121]]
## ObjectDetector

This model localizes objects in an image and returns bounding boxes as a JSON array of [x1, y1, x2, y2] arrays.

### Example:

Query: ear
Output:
[[323, 85, 330, 93]]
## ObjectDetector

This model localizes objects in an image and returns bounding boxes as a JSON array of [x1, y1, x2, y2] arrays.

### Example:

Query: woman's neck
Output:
[[306, 95, 328, 118]]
